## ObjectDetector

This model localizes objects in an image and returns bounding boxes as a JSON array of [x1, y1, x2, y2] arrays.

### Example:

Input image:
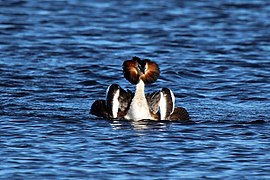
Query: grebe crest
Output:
[[123, 56, 160, 85]]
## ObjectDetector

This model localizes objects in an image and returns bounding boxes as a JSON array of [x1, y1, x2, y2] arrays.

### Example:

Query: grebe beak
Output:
[[137, 63, 145, 75]]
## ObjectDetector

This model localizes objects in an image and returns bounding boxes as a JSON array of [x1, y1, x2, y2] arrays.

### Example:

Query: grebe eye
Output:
[[137, 63, 145, 73]]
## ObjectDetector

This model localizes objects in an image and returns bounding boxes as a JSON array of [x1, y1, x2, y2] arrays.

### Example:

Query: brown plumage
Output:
[[140, 59, 160, 84], [122, 57, 141, 84], [123, 56, 160, 84]]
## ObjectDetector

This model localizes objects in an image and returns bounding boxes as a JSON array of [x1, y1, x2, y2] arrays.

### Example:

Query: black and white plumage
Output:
[[90, 56, 189, 121]]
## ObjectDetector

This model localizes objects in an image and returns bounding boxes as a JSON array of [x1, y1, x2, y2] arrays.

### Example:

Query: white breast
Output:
[[124, 80, 153, 120], [125, 95, 153, 120]]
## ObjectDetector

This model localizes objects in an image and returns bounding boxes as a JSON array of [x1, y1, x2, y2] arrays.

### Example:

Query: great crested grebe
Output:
[[90, 56, 189, 121]]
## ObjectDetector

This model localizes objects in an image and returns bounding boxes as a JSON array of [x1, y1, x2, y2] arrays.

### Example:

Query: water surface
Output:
[[0, 0, 270, 179]]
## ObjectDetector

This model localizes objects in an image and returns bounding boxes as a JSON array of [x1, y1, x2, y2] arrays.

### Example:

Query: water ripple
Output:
[[1, 0, 270, 179]]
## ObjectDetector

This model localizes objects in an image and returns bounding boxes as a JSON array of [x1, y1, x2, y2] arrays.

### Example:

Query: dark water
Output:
[[1, 0, 270, 179]]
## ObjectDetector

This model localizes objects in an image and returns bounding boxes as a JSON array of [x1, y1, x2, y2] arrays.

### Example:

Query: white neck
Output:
[[134, 79, 145, 98], [125, 79, 153, 120]]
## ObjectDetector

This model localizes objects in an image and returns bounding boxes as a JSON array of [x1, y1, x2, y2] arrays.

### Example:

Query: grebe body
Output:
[[90, 56, 189, 121]]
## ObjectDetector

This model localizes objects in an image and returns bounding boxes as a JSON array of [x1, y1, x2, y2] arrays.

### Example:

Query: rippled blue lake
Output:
[[1, 0, 270, 179]]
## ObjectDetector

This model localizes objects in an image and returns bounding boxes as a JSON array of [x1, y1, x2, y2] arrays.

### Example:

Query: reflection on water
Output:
[[110, 119, 168, 131], [0, 0, 270, 179]]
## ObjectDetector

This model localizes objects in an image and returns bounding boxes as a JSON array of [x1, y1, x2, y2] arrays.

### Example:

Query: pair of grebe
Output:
[[90, 56, 189, 121]]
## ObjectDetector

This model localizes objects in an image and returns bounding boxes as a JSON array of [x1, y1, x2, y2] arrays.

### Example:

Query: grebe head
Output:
[[122, 56, 160, 85]]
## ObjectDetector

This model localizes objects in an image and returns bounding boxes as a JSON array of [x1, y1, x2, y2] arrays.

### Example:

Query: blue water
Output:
[[1, 0, 270, 179]]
